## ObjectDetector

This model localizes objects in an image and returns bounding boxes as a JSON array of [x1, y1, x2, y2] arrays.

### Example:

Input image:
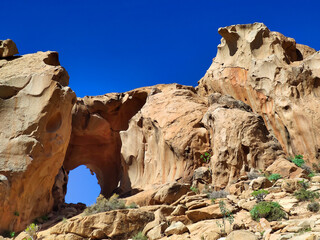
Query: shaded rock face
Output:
[[197, 22, 320, 164], [63, 88, 149, 197], [0, 52, 76, 232]]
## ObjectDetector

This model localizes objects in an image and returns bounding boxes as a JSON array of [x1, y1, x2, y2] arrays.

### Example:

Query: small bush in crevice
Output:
[[127, 202, 138, 209], [308, 172, 316, 178], [250, 201, 286, 222], [307, 202, 320, 212], [83, 194, 126, 216], [294, 188, 320, 202], [25, 223, 39, 240], [298, 179, 310, 189], [2, 231, 15, 238], [267, 173, 281, 182], [251, 189, 269, 203], [190, 186, 199, 194], [291, 155, 305, 167], [132, 231, 148, 240]]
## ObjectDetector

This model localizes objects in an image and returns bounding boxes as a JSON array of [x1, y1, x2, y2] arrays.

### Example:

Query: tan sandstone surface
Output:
[[0, 51, 76, 232], [197, 22, 320, 165]]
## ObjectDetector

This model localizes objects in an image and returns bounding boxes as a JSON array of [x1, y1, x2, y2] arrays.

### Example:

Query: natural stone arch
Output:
[[63, 89, 149, 197]]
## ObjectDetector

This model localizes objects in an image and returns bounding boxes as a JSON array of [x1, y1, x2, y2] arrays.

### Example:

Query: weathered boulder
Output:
[[198, 23, 320, 165], [0, 51, 76, 233], [202, 93, 284, 189], [151, 182, 191, 205], [249, 177, 273, 190], [164, 221, 189, 236], [185, 201, 235, 222], [0, 39, 18, 58], [37, 208, 154, 240]]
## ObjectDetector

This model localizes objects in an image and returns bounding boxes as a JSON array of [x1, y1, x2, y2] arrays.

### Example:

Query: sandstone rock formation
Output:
[[0, 39, 18, 58], [3, 22, 320, 240], [120, 84, 210, 193], [202, 93, 284, 189], [197, 23, 320, 165], [0, 51, 76, 233], [66, 83, 285, 197], [63, 87, 150, 197]]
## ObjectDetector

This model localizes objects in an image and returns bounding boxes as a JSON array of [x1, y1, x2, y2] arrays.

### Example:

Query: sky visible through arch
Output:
[[3, 0, 320, 205]]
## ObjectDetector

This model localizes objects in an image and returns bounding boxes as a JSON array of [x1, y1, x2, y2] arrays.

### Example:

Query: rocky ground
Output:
[[6, 169, 320, 240]]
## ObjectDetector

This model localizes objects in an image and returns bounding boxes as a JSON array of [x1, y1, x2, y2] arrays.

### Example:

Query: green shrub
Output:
[[307, 202, 320, 212], [294, 188, 320, 202], [83, 194, 126, 216], [132, 231, 148, 240], [308, 172, 316, 178], [298, 179, 310, 189], [268, 173, 281, 182], [25, 223, 39, 240], [217, 200, 234, 234], [200, 152, 211, 163], [250, 201, 285, 221], [190, 186, 199, 194], [291, 155, 305, 167], [126, 202, 138, 209], [2, 231, 15, 238], [251, 189, 269, 202]]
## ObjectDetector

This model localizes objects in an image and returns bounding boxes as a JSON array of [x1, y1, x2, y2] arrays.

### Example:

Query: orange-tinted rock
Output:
[[0, 51, 76, 233], [63, 88, 149, 197], [198, 23, 320, 165]]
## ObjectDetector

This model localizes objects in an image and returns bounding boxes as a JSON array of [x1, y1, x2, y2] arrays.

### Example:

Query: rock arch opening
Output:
[[65, 165, 100, 206]]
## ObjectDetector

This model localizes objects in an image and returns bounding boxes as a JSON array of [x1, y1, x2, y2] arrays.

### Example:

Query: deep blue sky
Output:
[[3, 0, 320, 205]]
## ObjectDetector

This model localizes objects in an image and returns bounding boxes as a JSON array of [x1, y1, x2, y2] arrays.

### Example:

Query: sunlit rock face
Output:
[[65, 82, 287, 197], [64, 84, 211, 197], [119, 84, 210, 193], [0, 51, 76, 233], [198, 23, 320, 165], [202, 93, 285, 189]]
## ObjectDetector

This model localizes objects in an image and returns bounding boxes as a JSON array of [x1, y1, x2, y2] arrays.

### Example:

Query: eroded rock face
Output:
[[67, 83, 286, 198], [120, 84, 210, 193], [0, 39, 18, 58], [202, 93, 284, 189], [0, 51, 76, 233], [198, 23, 320, 164], [63, 88, 150, 197]]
